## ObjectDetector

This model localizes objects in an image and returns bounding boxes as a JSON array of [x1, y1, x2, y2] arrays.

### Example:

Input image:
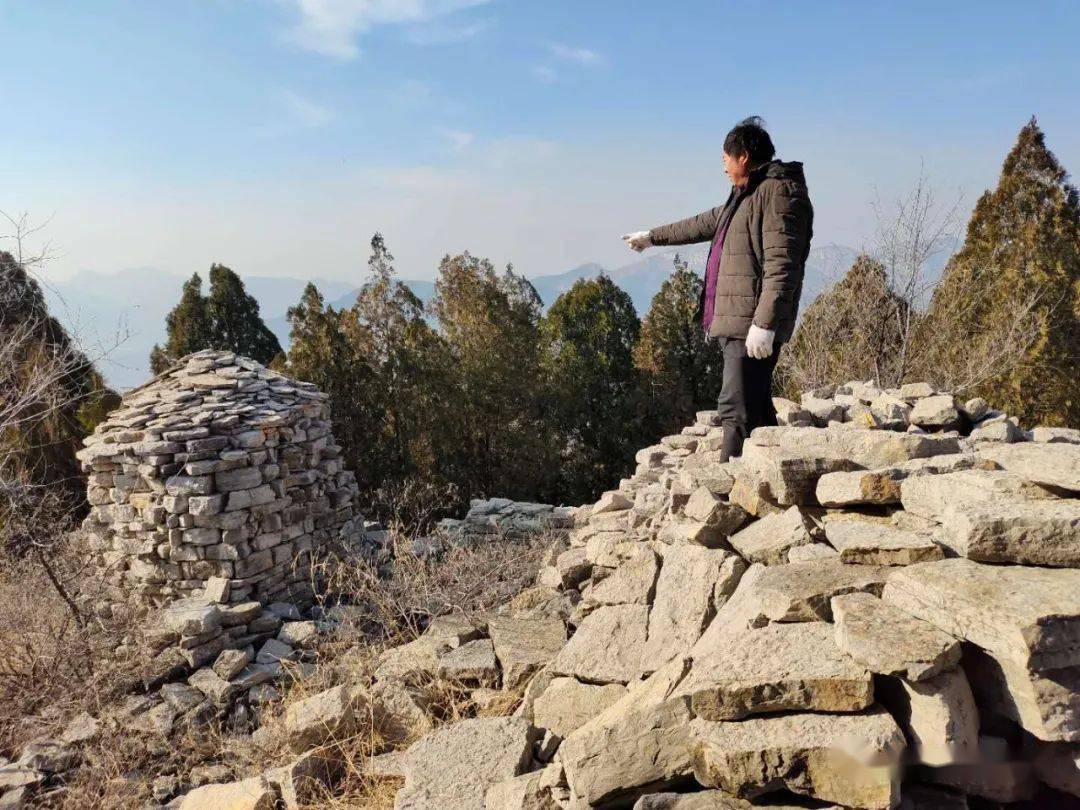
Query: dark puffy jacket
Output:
[[648, 160, 813, 342]]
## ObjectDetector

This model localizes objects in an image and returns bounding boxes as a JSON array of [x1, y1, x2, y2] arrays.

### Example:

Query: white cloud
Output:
[[546, 42, 605, 66], [437, 127, 475, 150], [281, 90, 335, 127], [531, 64, 557, 84], [282, 0, 494, 60], [404, 17, 491, 45]]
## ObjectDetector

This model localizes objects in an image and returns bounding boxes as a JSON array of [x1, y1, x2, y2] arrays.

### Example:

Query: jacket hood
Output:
[[757, 159, 806, 185]]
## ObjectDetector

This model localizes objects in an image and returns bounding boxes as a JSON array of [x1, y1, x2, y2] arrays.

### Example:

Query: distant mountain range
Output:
[[46, 241, 948, 391]]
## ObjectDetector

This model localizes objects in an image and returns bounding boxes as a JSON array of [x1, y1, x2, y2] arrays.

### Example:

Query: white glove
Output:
[[746, 324, 776, 359], [622, 231, 652, 252]]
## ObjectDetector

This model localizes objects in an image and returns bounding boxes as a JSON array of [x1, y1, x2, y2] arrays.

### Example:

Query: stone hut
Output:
[[78, 350, 362, 613]]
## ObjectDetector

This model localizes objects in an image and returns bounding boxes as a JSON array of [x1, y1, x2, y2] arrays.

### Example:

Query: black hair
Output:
[[723, 116, 776, 166]]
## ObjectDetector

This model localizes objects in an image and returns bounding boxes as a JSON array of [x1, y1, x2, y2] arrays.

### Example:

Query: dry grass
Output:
[[0, 522, 553, 808]]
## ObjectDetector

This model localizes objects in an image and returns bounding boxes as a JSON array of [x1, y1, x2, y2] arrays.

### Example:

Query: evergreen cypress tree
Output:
[[780, 254, 908, 396], [542, 275, 642, 503], [151, 265, 283, 372], [150, 273, 211, 373], [919, 118, 1080, 425], [634, 256, 725, 434]]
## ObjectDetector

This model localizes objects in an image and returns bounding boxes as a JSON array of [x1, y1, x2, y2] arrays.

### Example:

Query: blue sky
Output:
[[3, 0, 1079, 284]]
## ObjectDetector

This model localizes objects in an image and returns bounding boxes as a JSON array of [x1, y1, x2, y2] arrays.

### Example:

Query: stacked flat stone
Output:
[[350, 381, 1080, 810], [437, 498, 576, 542], [77, 349, 363, 612]]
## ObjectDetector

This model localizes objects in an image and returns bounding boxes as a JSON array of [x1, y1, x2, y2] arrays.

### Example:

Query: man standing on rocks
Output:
[[624, 117, 813, 461]]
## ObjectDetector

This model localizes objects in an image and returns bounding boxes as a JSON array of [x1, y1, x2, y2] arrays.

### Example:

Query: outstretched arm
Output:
[[623, 205, 725, 252]]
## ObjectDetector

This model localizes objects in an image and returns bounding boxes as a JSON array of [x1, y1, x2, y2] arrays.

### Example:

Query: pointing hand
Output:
[[622, 231, 652, 252]]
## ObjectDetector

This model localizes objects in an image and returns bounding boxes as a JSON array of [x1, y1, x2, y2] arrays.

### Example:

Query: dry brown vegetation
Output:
[[0, 521, 549, 808]]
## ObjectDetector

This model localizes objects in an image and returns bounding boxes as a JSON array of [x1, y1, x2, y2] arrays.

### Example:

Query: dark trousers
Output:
[[717, 337, 782, 462]]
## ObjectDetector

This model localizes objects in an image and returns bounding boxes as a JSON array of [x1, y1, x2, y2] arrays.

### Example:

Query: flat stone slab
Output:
[[396, 717, 539, 810], [559, 660, 694, 807], [823, 520, 943, 566], [585, 547, 659, 606], [816, 453, 983, 507], [738, 442, 860, 505], [674, 622, 873, 720], [978, 442, 1080, 492], [746, 426, 961, 470], [934, 498, 1080, 568], [728, 506, 815, 565], [487, 617, 566, 692], [900, 469, 1057, 520], [882, 559, 1080, 671], [735, 560, 891, 624], [875, 669, 979, 766], [643, 548, 744, 672], [634, 793, 840, 809], [831, 592, 961, 681], [687, 708, 905, 809], [532, 677, 627, 737], [551, 604, 648, 684], [437, 639, 499, 686], [963, 643, 1080, 743]]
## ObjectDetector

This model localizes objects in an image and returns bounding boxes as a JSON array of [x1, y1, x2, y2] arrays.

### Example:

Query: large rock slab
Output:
[[558, 660, 694, 808], [823, 520, 943, 566], [487, 617, 567, 692], [738, 442, 859, 505], [551, 604, 648, 684], [816, 454, 983, 507], [900, 469, 1056, 519], [882, 559, 1080, 671], [396, 717, 540, 810], [584, 547, 659, 606], [978, 441, 1080, 492], [729, 560, 891, 624], [284, 684, 366, 753], [634, 793, 837, 810], [687, 708, 905, 809], [674, 622, 873, 720], [484, 769, 560, 810], [532, 677, 627, 737], [875, 669, 980, 765], [936, 498, 1080, 567], [642, 547, 744, 672], [747, 426, 961, 470], [727, 506, 815, 565], [962, 644, 1080, 742], [682, 487, 749, 534], [437, 639, 499, 686], [178, 776, 277, 809], [831, 593, 961, 681]]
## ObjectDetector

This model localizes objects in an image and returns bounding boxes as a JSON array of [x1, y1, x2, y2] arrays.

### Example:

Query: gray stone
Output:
[[487, 617, 567, 692], [688, 708, 905, 809], [178, 776, 277, 810], [396, 717, 540, 810], [643, 547, 744, 672], [284, 684, 366, 753], [727, 506, 815, 565], [675, 622, 873, 720], [584, 547, 658, 606], [831, 593, 961, 681], [213, 647, 253, 680], [726, 560, 890, 625], [933, 497, 1080, 567], [532, 677, 627, 737], [882, 559, 1080, 671], [188, 666, 236, 704], [876, 668, 979, 766], [910, 394, 962, 429], [216, 466, 263, 492], [161, 598, 221, 636], [437, 639, 500, 686], [977, 442, 1080, 492], [551, 604, 648, 685], [823, 520, 943, 566]]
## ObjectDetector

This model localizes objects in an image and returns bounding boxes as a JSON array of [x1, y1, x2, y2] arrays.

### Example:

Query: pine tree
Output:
[[634, 256, 725, 434], [430, 252, 551, 501], [151, 265, 282, 372], [150, 273, 212, 373], [779, 254, 909, 396], [542, 275, 642, 503], [342, 234, 451, 491], [919, 118, 1080, 425]]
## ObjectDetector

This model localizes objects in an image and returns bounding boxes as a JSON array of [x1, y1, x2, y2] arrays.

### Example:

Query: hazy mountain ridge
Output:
[[45, 242, 909, 390]]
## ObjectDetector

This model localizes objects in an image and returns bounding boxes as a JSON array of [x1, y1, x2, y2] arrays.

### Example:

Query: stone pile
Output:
[[349, 381, 1078, 809], [437, 498, 576, 543], [76, 350, 363, 613]]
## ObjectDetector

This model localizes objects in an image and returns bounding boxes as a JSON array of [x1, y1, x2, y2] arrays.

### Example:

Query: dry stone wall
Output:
[[77, 350, 363, 615], [343, 380, 1080, 809]]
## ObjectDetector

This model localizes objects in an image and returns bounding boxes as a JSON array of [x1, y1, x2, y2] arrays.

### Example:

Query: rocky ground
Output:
[[2, 380, 1079, 809]]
